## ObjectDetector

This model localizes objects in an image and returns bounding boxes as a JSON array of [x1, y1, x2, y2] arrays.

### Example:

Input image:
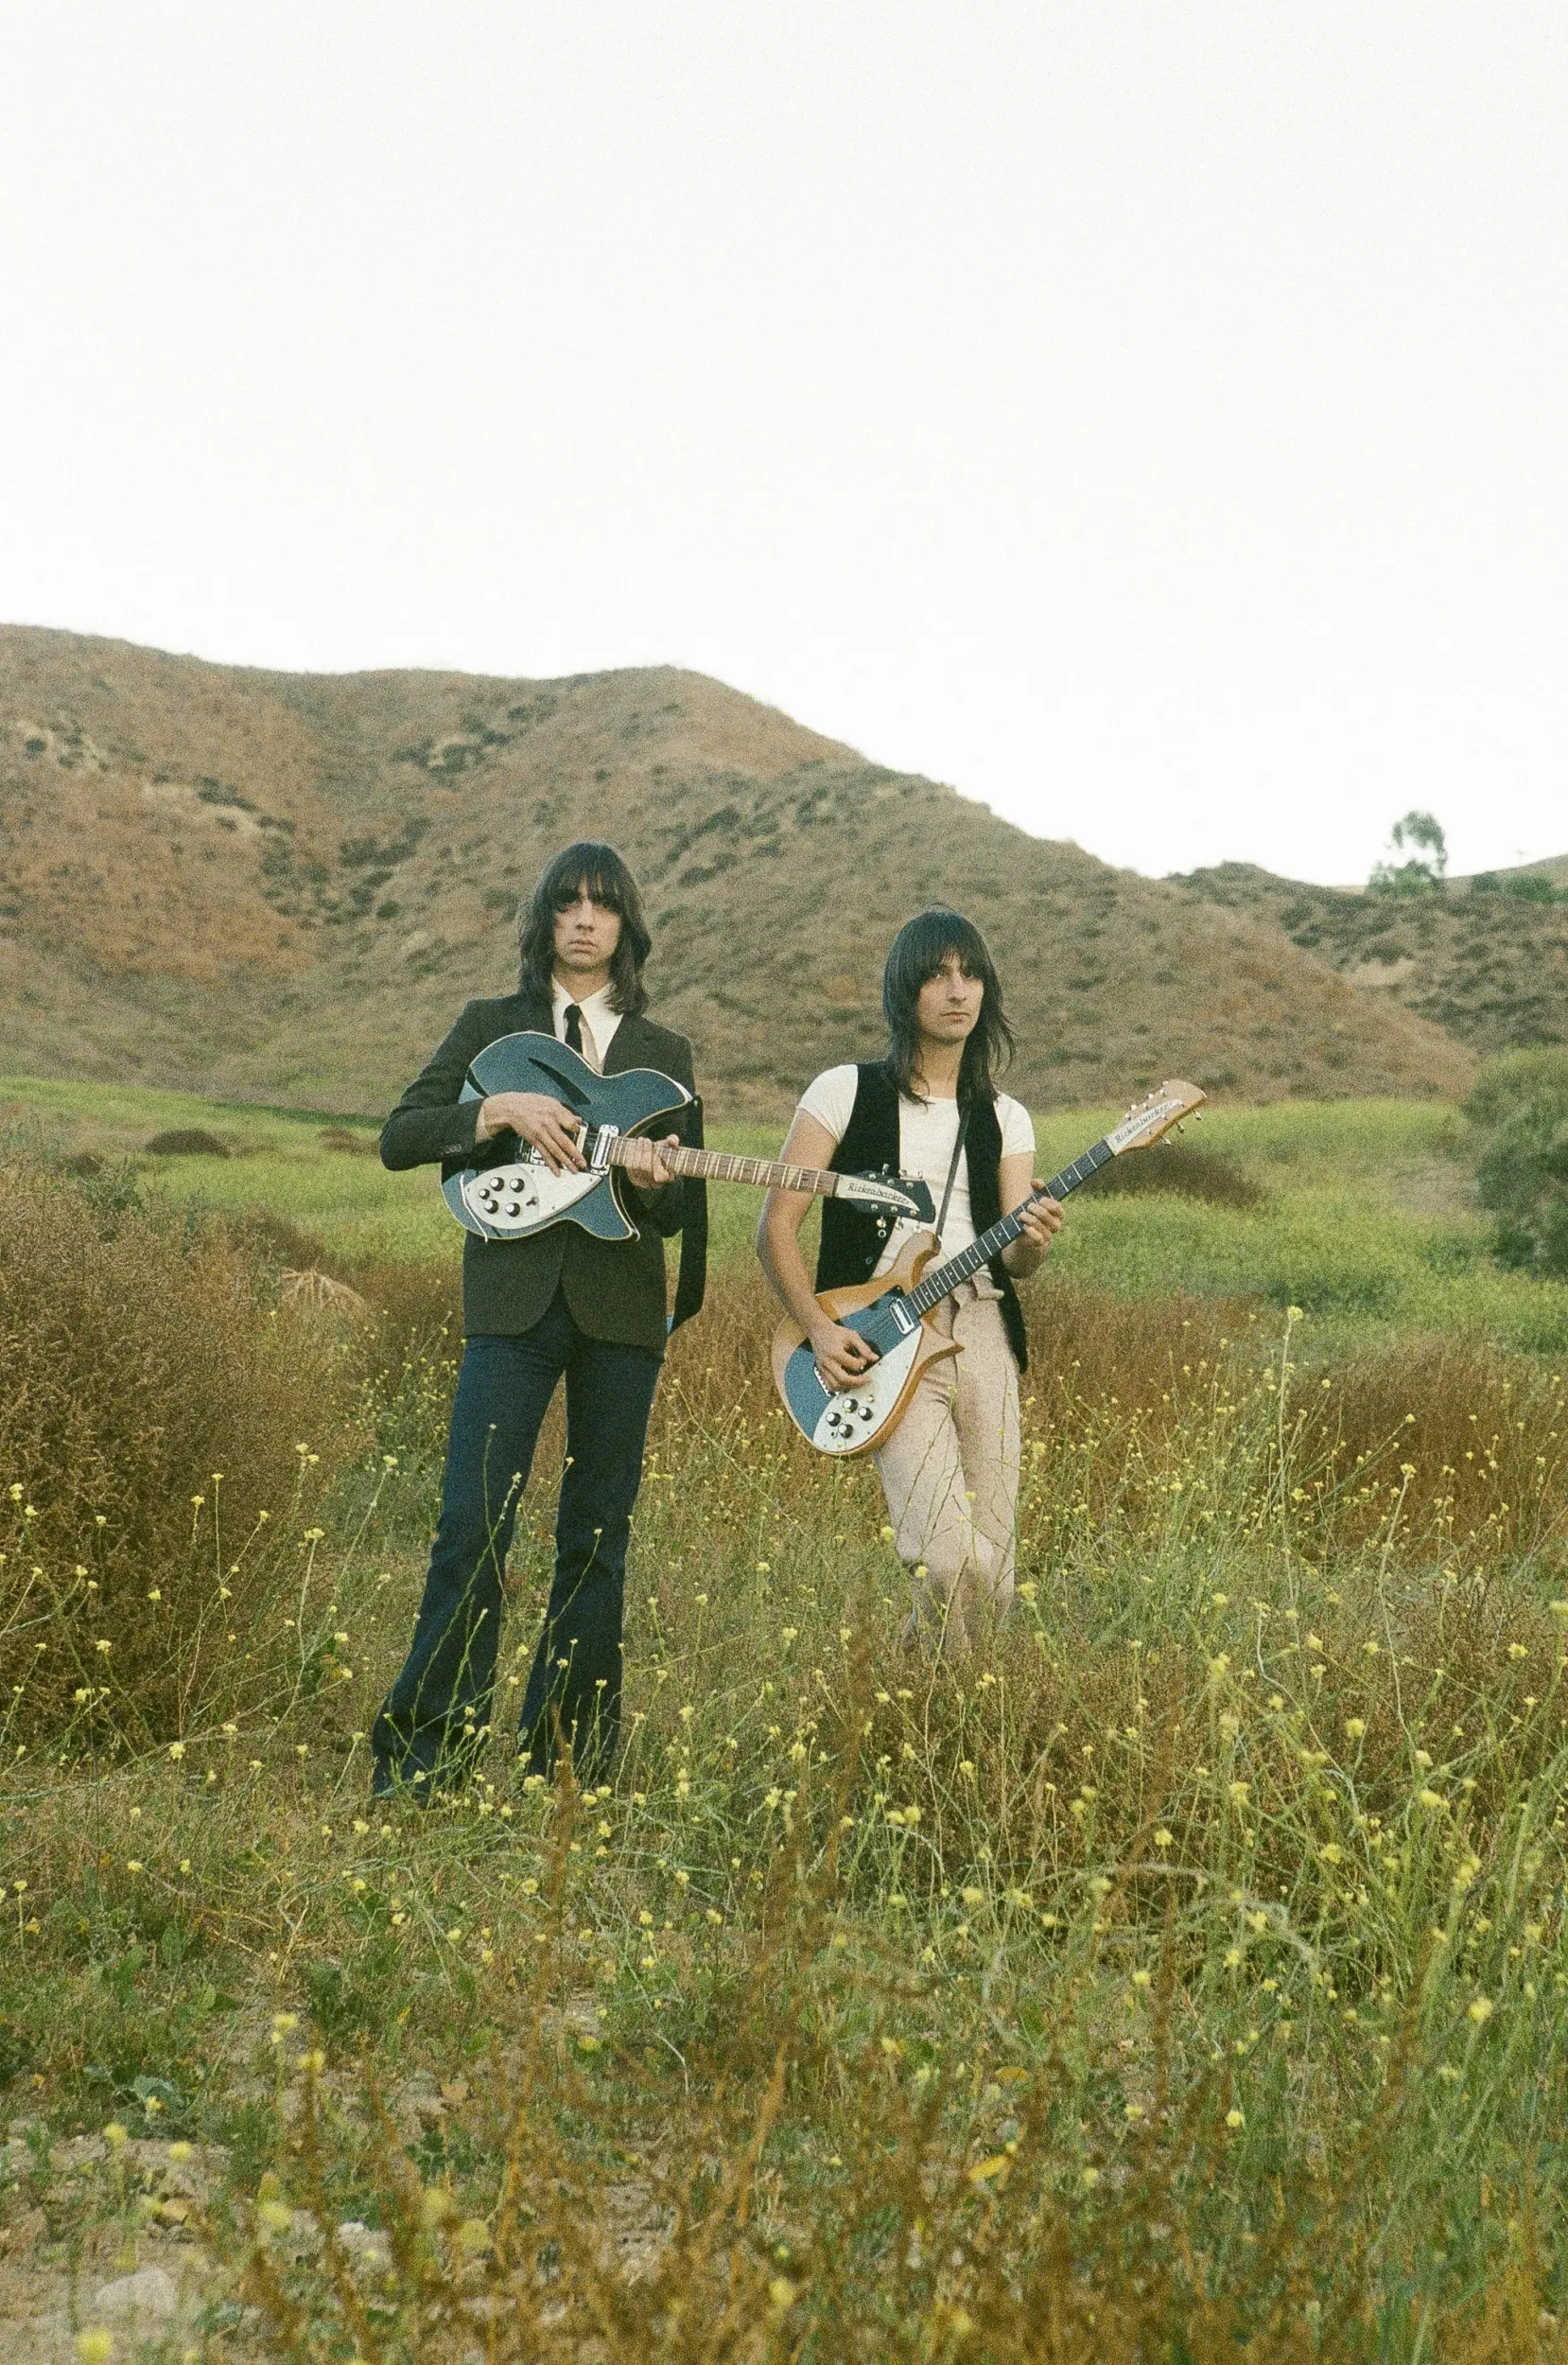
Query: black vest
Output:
[[814, 1061, 1029, 1373]]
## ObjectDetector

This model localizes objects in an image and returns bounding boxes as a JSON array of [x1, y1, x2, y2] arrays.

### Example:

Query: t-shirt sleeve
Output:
[[997, 1094, 1037, 1161], [795, 1064, 860, 1147]]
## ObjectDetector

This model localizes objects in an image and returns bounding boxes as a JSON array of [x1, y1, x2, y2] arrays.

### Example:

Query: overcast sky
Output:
[[1, 3, 1563, 884]]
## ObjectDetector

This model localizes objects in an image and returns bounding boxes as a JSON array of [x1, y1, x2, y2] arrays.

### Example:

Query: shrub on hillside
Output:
[[1077, 1142, 1265, 1210], [1467, 1048, 1568, 1277], [144, 1127, 232, 1157], [0, 1156, 353, 1744], [1471, 868, 1567, 904]]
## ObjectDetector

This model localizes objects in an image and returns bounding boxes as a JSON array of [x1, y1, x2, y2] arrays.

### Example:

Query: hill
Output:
[[1175, 861, 1568, 1060], [1, 624, 1478, 1117]]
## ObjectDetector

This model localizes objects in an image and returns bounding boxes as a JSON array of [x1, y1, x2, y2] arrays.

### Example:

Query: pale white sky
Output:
[[1, 3, 1563, 883]]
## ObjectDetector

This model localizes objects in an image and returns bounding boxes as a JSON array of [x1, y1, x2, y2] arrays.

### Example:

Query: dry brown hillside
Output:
[[1, 625, 1476, 1117], [1176, 864, 1568, 1060]]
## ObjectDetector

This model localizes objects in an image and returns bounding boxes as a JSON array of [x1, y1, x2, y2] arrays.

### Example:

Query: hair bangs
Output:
[[541, 841, 631, 915], [894, 908, 992, 989]]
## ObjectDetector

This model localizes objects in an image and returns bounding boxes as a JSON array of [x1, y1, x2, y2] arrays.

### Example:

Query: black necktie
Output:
[[563, 1003, 584, 1056]]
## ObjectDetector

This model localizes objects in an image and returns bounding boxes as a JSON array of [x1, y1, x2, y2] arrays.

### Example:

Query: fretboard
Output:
[[605, 1138, 845, 1200], [904, 1136, 1115, 1317]]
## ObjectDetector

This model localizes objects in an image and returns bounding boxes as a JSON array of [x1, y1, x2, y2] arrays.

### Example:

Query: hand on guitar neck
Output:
[[477, 1091, 679, 1186], [999, 1184, 1065, 1277]]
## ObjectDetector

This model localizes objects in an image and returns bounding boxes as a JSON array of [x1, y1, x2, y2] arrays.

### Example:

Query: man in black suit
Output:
[[370, 841, 705, 1799]]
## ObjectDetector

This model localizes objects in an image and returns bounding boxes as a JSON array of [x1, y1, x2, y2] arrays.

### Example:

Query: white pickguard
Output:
[[460, 1162, 603, 1235], [810, 1329, 925, 1454]]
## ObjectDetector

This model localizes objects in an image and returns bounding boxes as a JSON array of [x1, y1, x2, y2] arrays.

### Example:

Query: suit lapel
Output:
[[507, 993, 551, 1041], [603, 1015, 650, 1077]]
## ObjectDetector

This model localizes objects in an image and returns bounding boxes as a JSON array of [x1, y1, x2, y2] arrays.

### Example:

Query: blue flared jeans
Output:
[[371, 1289, 661, 1791]]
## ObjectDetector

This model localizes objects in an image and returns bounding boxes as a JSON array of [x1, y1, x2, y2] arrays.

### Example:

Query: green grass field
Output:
[[7, 1079, 1568, 2357], [1040, 1098, 1568, 1355], [8, 1072, 1568, 1352]]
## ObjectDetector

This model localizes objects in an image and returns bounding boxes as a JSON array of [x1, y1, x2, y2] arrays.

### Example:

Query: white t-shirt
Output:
[[796, 1064, 1036, 1279]]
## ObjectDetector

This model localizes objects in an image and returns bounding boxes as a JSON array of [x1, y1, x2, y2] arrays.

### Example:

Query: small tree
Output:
[[1468, 1048, 1568, 1278], [1368, 811, 1448, 896]]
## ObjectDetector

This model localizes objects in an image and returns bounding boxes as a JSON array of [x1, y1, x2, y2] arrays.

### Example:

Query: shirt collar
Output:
[[552, 976, 617, 1021]]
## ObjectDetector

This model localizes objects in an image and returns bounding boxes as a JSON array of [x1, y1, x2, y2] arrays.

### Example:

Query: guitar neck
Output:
[[603, 1135, 848, 1201], [904, 1136, 1114, 1317]]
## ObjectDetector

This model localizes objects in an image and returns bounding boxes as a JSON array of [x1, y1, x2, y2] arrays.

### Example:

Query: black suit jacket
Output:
[[380, 991, 705, 1356]]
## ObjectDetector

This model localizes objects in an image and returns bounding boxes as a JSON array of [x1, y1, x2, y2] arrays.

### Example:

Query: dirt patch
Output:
[[0, 2133, 239, 2361]]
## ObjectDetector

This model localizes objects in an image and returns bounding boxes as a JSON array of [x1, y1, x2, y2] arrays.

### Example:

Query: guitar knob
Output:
[[859, 1407, 874, 1423], [504, 1201, 522, 1218]]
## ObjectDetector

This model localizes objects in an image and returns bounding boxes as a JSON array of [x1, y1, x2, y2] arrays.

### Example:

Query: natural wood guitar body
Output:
[[770, 1232, 961, 1458]]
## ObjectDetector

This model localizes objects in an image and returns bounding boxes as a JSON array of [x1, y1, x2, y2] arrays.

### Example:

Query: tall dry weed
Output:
[[305, 1266, 1553, 1649], [1297, 1331, 1568, 1560], [0, 1155, 353, 1743]]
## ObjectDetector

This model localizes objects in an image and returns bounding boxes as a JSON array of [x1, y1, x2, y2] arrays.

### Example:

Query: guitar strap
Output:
[[668, 1095, 708, 1334], [932, 1105, 969, 1246]]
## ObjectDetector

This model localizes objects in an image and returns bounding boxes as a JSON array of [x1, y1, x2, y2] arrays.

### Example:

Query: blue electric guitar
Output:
[[442, 1032, 933, 1242]]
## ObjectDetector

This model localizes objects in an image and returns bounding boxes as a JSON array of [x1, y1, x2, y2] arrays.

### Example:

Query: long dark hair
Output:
[[516, 841, 652, 1016], [881, 907, 1015, 1103]]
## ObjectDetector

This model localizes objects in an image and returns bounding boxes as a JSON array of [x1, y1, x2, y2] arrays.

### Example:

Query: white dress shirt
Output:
[[550, 977, 622, 1073]]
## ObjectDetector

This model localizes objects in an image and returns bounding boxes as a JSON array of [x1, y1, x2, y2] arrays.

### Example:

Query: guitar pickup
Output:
[[889, 1301, 917, 1337], [588, 1124, 618, 1170]]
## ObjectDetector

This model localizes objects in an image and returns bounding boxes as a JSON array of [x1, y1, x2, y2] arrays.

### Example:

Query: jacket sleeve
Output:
[[379, 1003, 488, 1172], [619, 1030, 698, 1239]]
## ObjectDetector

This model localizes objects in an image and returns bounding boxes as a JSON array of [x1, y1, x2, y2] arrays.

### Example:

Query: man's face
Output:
[[552, 885, 623, 982], [915, 951, 984, 1044]]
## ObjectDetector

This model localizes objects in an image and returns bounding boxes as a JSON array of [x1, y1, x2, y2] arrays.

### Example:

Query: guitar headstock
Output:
[[837, 1169, 936, 1224], [1106, 1078, 1207, 1156]]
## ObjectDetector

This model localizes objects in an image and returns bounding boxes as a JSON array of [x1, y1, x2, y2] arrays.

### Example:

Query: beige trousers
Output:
[[874, 1282, 1020, 1656]]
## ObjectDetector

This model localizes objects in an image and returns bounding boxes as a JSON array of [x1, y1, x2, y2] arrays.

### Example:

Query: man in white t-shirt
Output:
[[758, 908, 1062, 1655]]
